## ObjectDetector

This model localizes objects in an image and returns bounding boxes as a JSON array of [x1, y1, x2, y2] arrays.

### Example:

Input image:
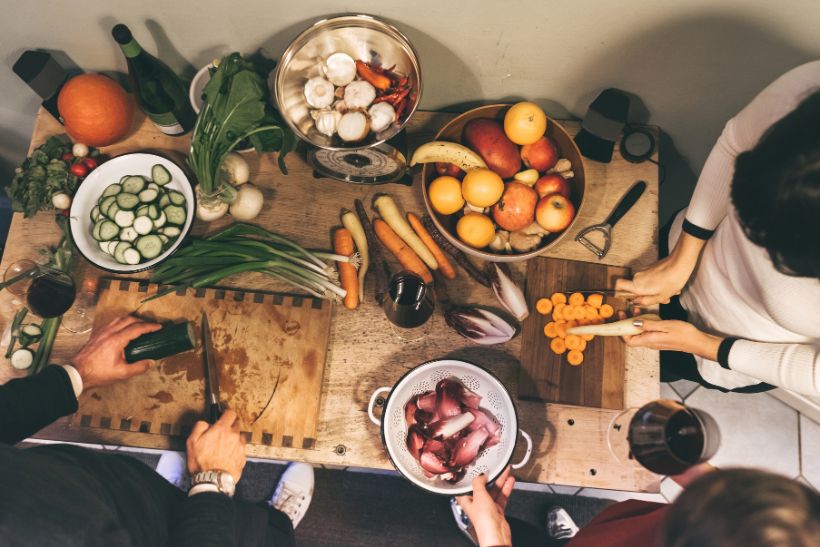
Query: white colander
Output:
[[368, 359, 532, 495]]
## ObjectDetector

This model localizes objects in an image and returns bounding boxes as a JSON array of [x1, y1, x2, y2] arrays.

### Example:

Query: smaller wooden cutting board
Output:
[[518, 257, 629, 409]]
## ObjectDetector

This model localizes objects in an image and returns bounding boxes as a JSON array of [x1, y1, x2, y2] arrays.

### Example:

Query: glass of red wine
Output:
[[608, 399, 720, 475], [383, 271, 434, 340]]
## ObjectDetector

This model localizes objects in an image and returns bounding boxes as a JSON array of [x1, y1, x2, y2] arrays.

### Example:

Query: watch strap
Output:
[[190, 470, 236, 497]]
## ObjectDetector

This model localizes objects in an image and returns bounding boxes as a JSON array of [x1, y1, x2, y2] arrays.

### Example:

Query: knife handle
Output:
[[605, 180, 646, 227], [208, 403, 222, 424]]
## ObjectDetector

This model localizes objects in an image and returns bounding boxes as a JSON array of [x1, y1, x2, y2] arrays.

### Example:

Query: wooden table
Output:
[[0, 108, 661, 492]]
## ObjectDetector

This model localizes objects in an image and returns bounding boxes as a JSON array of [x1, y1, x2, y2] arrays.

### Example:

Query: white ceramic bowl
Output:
[[368, 359, 532, 495], [69, 153, 195, 273]]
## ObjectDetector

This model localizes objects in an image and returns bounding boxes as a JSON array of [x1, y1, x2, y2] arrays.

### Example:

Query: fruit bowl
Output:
[[421, 104, 586, 263]]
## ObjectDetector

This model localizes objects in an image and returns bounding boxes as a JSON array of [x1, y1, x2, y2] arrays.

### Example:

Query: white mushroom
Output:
[[337, 111, 370, 142], [314, 109, 342, 137], [323, 52, 357, 86], [344, 80, 376, 109], [368, 102, 395, 133], [304, 77, 334, 109]]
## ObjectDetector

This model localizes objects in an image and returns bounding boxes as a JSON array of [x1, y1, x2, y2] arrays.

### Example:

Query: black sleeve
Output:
[[170, 492, 236, 547], [0, 365, 78, 445]]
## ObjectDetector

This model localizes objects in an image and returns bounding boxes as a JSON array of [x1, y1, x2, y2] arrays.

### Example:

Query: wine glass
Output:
[[2, 259, 40, 298], [383, 271, 435, 340]]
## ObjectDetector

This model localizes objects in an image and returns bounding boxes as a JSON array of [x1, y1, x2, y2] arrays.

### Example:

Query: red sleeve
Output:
[[567, 500, 667, 547]]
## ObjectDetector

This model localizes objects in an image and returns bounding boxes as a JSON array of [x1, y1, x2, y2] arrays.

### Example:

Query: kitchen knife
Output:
[[200, 312, 222, 424]]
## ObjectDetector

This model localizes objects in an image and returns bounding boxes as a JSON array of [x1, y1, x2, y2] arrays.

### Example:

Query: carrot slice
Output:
[[599, 304, 614, 318], [567, 349, 584, 366], [555, 321, 568, 338], [585, 305, 599, 321], [544, 322, 558, 338], [550, 337, 566, 354], [568, 292, 585, 306], [581, 333, 595, 342], [553, 303, 566, 321], [566, 319, 578, 329], [586, 293, 604, 308], [577, 338, 587, 352], [550, 292, 567, 306], [565, 334, 582, 350], [536, 298, 553, 315]]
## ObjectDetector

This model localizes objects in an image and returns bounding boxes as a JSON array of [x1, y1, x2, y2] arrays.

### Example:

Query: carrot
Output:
[[555, 321, 569, 338], [581, 333, 595, 342], [584, 305, 599, 321], [599, 304, 614, 318], [567, 350, 584, 366], [553, 303, 566, 321], [550, 292, 567, 306], [333, 228, 358, 310], [544, 322, 558, 338], [550, 337, 566, 355], [536, 298, 553, 315], [407, 212, 456, 280], [568, 292, 585, 306], [565, 334, 583, 351], [373, 218, 433, 284], [586, 293, 604, 308], [577, 338, 587, 352]]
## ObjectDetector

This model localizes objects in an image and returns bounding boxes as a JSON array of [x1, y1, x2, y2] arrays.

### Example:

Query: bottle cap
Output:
[[111, 24, 133, 44]]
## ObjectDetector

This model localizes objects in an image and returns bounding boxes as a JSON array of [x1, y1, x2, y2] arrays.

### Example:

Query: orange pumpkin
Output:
[[58, 74, 134, 147]]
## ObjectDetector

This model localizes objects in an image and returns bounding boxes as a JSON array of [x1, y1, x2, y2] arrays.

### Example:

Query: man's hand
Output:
[[186, 409, 247, 483], [456, 466, 515, 547], [71, 316, 161, 389], [622, 317, 722, 361]]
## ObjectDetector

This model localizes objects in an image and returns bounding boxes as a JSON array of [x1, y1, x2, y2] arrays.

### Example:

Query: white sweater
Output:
[[671, 61, 820, 394]]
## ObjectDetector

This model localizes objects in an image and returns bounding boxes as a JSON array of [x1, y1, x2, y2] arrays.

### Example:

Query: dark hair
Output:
[[732, 89, 820, 278], [663, 468, 820, 547]]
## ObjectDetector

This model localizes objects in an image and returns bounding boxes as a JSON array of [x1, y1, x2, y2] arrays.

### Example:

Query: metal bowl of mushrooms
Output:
[[273, 14, 422, 151]]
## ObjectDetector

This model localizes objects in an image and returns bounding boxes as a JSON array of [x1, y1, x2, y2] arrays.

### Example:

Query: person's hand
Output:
[[622, 316, 722, 361], [186, 409, 246, 483], [71, 316, 161, 389], [456, 466, 515, 547]]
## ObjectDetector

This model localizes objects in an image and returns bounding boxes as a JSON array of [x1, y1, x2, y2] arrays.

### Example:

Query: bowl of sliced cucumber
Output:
[[69, 153, 194, 272]]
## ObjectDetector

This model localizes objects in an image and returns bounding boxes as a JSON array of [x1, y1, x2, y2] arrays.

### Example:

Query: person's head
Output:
[[732, 89, 820, 278], [663, 468, 820, 547]]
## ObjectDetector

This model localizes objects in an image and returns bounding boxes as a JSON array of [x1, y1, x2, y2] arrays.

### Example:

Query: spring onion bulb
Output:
[[486, 263, 529, 321]]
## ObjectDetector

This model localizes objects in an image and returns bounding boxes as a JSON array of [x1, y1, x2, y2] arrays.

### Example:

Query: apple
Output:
[[435, 162, 465, 179], [491, 182, 538, 231], [520, 136, 559, 172], [535, 193, 575, 232], [534, 173, 571, 198]]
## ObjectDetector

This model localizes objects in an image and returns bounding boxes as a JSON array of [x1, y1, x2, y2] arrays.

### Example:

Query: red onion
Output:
[[444, 307, 516, 345]]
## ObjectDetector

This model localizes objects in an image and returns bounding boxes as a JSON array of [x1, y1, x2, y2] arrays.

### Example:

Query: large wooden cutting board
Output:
[[71, 279, 332, 449], [518, 258, 629, 409]]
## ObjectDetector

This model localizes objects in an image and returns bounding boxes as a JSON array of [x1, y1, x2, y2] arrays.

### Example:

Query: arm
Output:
[[725, 339, 820, 396]]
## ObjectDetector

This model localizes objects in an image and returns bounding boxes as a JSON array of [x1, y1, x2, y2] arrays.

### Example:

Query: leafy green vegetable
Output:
[[6, 136, 77, 218], [189, 53, 297, 198]]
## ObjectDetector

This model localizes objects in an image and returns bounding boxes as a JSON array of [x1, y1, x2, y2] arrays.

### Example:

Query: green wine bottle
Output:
[[111, 24, 196, 135]]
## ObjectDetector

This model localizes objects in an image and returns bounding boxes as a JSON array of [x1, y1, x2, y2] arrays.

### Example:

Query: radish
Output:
[[229, 183, 264, 221], [195, 185, 229, 222]]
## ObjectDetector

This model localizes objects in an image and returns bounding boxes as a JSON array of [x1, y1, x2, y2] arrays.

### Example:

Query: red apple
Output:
[[534, 173, 571, 199], [492, 182, 538, 231], [520, 136, 559, 172], [435, 162, 465, 179], [535, 193, 575, 232]]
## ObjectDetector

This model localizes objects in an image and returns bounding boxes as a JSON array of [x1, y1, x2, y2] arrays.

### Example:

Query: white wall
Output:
[[1, 0, 818, 217]]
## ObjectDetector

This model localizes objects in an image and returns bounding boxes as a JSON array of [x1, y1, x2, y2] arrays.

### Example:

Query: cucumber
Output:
[[92, 220, 103, 241], [151, 164, 172, 185], [168, 191, 186, 205], [124, 321, 195, 363], [161, 226, 181, 237], [136, 205, 150, 217], [90, 206, 101, 222], [119, 226, 138, 242], [114, 210, 135, 228], [113, 241, 131, 264], [147, 182, 160, 192], [158, 234, 169, 245], [107, 202, 121, 219], [159, 194, 171, 208], [164, 205, 186, 225], [116, 192, 140, 210], [139, 188, 158, 203], [123, 248, 141, 265], [122, 176, 146, 194], [98, 220, 120, 241], [153, 211, 167, 229], [133, 216, 153, 235], [101, 184, 122, 198], [135, 234, 163, 259], [19, 324, 42, 347], [10, 348, 33, 370], [148, 204, 160, 220], [99, 196, 117, 217]]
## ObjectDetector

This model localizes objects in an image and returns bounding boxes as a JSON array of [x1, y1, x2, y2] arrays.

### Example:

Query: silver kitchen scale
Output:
[[274, 15, 421, 185]]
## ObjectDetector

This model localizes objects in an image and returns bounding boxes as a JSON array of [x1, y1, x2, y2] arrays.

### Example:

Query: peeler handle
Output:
[[605, 180, 646, 227]]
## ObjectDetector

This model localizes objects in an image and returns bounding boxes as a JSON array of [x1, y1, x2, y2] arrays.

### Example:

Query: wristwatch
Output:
[[190, 470, 236, 497]]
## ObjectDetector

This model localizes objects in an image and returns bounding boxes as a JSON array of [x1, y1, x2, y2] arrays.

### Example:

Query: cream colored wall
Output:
[[1, 0, 819, 216]]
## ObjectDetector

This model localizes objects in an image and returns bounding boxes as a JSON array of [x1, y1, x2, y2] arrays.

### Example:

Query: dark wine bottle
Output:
[[111, 24, 196, 135]]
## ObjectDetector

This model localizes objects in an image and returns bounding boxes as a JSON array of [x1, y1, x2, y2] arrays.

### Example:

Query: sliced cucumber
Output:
[[168, 191, 186, 206], [101, 184, 122, 198], [147, 182, 160, 192], [135, 235, 164, 259], [107, 202, 121, 220], [90, 206, 101, 222], [122, 176, 146, 194], [114, 241, 132, 264], [158, 234, 170, 245], [92, 220, 103, 241], [123, 248, 141, 265], [161, 226, 181, 237], [151, 164, 172, 185], [116, 192, 140, 210], [159, 194, 171, 208], [148, 204, 160, 220], [99, 196, 117, 217], [164, 205, 186, 225], [138, 188, 158, 203], [98, 220, 120, 241], [153, 211, 167, 229], [10, 348, 33, 370], [119, 226, 138, 242], [136, 205, 149, 217], [114, 210, 135, 228], [133, 216, 154, 235]]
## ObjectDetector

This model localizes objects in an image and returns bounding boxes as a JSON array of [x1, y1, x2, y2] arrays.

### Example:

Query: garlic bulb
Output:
[[344, 80, 376, 109], [337, 111, 370, 142], [368, 102, 395, 132], [314, 109, 341, 137], [323, 52, 356, 86], [333, 100, 349, 113], [304, 77, 334, 109]]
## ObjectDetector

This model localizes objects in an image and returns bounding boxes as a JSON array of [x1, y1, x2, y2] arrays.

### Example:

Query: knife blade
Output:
[[571, 289, 635, 299], [200, 312, 222, 424]]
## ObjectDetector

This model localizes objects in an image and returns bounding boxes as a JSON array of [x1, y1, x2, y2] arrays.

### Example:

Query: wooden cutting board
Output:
[[518, 258, 629, 409], [71, 279, 333, 450]]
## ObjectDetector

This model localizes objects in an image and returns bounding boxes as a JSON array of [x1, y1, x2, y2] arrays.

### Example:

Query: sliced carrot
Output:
[[565, 334, 582, 350], [599, 303, 614, 318], [550, 337, 566, 354], [567, 350, 584, 366], [571, 306, 586, 320], [581, 333, 595, 342], [576, 318, 590, 326], [586, 293, 604, 308], [550, 292, 567, 306], [536, 298, 553, 315], [566, 319, 578, 329], [544, 322, 558, 338], [553, 303, 566, 321], [568, 292, 585, 306], [555, 321, 568, 338], [584, 305, 599, 321]]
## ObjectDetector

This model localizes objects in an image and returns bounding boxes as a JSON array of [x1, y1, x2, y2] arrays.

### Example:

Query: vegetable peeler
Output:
[[575, 180, 646, 259]]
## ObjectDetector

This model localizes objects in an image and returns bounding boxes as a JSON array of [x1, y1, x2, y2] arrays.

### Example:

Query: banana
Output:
[[409, 141, 487, 172]]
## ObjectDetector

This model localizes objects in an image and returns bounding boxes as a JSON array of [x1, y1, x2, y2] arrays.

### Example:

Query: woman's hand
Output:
[[456, 466, 515, 547], [616, 232, 706, 306], [623, 317, 722, 361]]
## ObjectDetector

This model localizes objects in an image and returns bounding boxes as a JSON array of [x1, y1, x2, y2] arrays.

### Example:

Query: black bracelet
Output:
[[682, 219, 715, 240], [717, 337, 739, 369]]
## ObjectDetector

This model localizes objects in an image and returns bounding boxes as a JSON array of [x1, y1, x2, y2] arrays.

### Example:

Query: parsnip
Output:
[[341, 208, 369, 303], [567, 314, 660, 337], [373, 195, 438, 270]]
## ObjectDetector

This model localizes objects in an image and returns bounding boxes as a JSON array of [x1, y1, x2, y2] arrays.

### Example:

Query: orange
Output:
[[456, 212, 496, 248], [536, 298, 553, 315], [550, 337, 566, 355], [461, 168, 504, 207], [567, 350, 584, 366], [428, 176, 465, 215], [504, 101, 547, 145], [58, 74, 134, 146]]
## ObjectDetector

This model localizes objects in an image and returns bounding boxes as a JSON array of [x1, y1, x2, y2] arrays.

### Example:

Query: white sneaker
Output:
[[450, 498, 478, 546], [156, 451, 187, 489], [547, 506, 580, 540], [269, 463, 314, 529]]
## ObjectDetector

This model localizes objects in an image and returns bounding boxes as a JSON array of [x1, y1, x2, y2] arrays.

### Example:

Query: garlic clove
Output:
[[344, 80, 376, 109], [368, 101, 396, 133], [337, 111, 370, 142], [314, 109, 341, 137], [304, 77, 335, 109], [324, 52, 357, 87]]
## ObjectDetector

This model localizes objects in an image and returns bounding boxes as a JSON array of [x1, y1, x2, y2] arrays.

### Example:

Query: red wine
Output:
[[27, 271, 76, 318], [383, 272, 434, 329]]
